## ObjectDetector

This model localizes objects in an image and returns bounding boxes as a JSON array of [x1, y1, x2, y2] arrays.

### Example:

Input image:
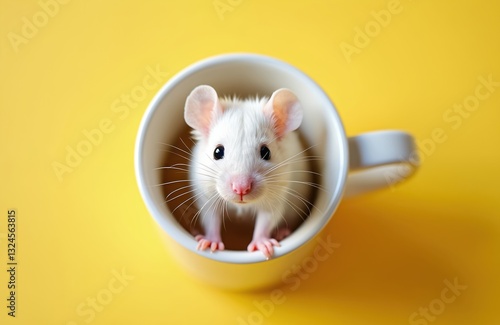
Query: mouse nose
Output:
[[231, 176, 253, 199]]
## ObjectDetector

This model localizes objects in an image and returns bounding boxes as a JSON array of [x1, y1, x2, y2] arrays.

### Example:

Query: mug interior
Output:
[[135, 54, 348, 263]]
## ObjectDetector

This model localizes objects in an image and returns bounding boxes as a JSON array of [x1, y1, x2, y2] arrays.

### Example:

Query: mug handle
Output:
[[344, 130, 419, 197]]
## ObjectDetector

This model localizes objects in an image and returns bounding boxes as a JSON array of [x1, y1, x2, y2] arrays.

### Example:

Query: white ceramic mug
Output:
[[135, 53, 418, 290]]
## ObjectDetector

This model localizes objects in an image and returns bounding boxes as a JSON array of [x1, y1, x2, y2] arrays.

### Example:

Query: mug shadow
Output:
[[245, 191, 499, 323]]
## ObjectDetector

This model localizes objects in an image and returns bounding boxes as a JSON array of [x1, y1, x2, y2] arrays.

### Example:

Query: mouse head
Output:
[[184, 85, 303, 206]]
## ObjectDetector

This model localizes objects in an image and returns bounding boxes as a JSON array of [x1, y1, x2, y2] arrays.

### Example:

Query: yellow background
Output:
[[1, 0, 499, 324]]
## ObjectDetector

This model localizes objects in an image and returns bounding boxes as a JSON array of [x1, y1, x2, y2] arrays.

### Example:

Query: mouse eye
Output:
[[260, 145, 271, 160], [213, 145, 225, 160]]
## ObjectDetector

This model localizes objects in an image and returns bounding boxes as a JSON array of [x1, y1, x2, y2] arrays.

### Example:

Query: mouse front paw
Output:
[[247, 238, 280, 260], [195, 235, 225, 252]]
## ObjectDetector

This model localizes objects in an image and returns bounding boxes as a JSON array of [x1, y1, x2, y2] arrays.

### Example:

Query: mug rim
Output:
[[134, 53, 348, 264]]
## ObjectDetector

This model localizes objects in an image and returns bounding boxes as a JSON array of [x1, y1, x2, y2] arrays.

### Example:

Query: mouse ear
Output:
[[263, 88, 303, 138], [184, 85, 223, 138]]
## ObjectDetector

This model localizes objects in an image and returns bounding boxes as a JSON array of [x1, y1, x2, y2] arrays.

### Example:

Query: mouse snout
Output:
[[231, 175, 253, 200]]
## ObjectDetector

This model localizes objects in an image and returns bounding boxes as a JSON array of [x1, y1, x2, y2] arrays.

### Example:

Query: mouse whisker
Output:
[[194, 160, 219, 176], [265, 169, 322, 178], [171, 192, 199, 215], [166, 186, 197, 202], [265, 188, 305, 224], [196, 192, 219, 221], [266, 178, 326, 192], [155, 163, 191, 171], [194, 193, 223, 230], [263, 148, 320, 176], [265, 154, 323, 173], [180, 137, 198, 153], [177, 198, 198, 225], [269, 184, 322, 216], [270, 189, 311, 220], [154, 179, 191, 187], [158, 145, 192, 162], [193, 169, 218, 180], [222, 199, 230, 222], [220, 198, 229, 232], [159, 141, 194, 156], [190, 192, 216, 228]]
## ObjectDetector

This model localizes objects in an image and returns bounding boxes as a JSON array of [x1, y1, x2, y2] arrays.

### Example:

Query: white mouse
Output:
[[183, 85, 313, 259]]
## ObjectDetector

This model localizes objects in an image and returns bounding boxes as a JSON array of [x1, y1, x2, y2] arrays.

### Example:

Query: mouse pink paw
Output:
[[195, 235, 225, 252], [247, 238, 280, 260], [273, 227, 291, 241]]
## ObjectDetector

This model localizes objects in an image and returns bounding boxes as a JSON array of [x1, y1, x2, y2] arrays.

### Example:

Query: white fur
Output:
[[185, 86, 312, 257]]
